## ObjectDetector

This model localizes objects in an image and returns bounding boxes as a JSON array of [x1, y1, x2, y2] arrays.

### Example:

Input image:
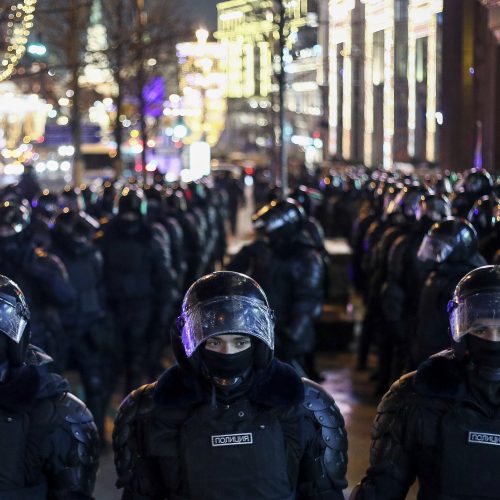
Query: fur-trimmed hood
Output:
[[153, 358, 305, 409], [413, 349, 469, 401]]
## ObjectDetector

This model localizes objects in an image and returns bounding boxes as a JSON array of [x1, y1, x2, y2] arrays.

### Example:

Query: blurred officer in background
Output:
[[228, 199, 325, 378]]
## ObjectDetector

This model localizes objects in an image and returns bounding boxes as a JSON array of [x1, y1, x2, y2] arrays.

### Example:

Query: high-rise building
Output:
[[328, 0, 500, 171], [215, 0, 322, 162]]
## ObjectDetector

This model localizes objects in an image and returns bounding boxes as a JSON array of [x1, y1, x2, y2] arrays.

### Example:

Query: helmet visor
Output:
[[0, 298, 27, 344], [449, 292, 500, 341], [417, 235, 454, 263], [180, 296, 275, 357]]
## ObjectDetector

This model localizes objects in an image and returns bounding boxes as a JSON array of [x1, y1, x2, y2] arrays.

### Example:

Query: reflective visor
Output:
[[417, 235, 454, 263], [449, 292, 500, 341], [0, 298, 27, 344], [180, 296, 275, 357]]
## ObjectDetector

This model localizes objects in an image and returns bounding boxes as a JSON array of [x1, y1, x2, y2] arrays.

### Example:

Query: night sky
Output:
[[183, 0, 220, 32]]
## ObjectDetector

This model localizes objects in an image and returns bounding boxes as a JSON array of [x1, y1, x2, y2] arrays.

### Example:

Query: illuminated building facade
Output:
[[363, 0, 409, 168], [215, 0, 318, 157], [407, 0, 443, 163], [215, 0, 309, 98], [440, 0, 500, 172], [176, 29, 228, 147], [329, 0, 500, 171], [286, 43, 325, 166], [328, 0, 365, 162]]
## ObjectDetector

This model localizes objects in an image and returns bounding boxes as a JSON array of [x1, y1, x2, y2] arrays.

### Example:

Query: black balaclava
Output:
[[200, 340, 255, 403], [467, 336, 500, 381]]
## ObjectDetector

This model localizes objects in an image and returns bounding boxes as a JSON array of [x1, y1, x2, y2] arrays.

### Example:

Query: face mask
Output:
[[201, 347, 254, 379], [467, 336, 500, 380]]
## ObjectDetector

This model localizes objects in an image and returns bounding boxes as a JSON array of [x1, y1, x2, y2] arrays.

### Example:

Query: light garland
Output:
[[0, 0, 38, 83]]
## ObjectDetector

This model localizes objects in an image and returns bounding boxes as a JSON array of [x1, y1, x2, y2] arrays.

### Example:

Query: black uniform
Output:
[[0, 276, 99, 499], [351, 351, 500, 500], [0, 351, 99, 499], [353, 264, 500, 500], [382, 194, 452, 372], [51, 210, 110, 439], [413, 218, 486, 365], [228, 200, 324, 375], [97, 189, 176, 394], [0, 202, 76, 366], [113, 271, 347, 500]]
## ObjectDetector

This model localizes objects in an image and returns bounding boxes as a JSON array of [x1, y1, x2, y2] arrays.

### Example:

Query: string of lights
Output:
[[0, 0, 38, 83]]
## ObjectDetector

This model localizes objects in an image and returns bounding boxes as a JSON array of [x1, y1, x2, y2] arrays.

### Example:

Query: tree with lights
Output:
[[102, 0, 189, 178]]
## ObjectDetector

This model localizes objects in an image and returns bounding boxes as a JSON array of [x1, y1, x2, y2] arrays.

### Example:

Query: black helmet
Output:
[[0, 201, 31, 237], [79, 183, 99, 209], [114, 186, 148, 218], [166, 188, 188, 212], [467, 195, 499, 239], [252, 198, 306, 240], [433, 175, 453, 196], [0, 276, 30, 366], [32, 189, 59, 219], [386, 185, 429, 222], [448, 266, 500, 343], [177, 271, 274, 369], [415, 193, 452, 223], [0, 183, 23, 204], [451, 191, 475, 218], [417, 218, 477, 264], [59, 185, 86, 212], [448, 266, 500, 377], [53, 208, 99, 242], [463, 168, 493, 197], [143, 184, 166, 219], [99, 181, 117, 214], [289, 186, 323, 217]]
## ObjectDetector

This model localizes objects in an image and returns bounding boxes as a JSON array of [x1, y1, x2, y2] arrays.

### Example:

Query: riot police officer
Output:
[[414, 218, 487, 365], [468, 195, 500, 263], [228, 199, 325, 377], [0, 275, 99, 498], [50, 208, 109, 441], [351, 265, 500, 500], [113, 271, 347, 499], [97, 186, 176, 394], [380, 193, 451, 374], [0, 201, 76, 366]]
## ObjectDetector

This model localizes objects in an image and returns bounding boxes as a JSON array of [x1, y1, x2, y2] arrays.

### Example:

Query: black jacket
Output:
[[414, 258, 485, 365], [0, 348, 99, 499], [51, 236, 106, 329], [97, 217, 176, 316], [113, 359, 347, 500], [352, 351, 500, 500], [228, 236, 324, 356]]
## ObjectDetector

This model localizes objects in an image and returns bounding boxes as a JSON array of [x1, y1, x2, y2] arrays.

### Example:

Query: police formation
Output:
[[344, 165, 500, 498], [0, 174, 229, 443], [2, 162, 500, 499]]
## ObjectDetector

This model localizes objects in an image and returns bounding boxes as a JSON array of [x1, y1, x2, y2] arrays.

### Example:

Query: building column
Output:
[[441, 0, 477, 171]]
